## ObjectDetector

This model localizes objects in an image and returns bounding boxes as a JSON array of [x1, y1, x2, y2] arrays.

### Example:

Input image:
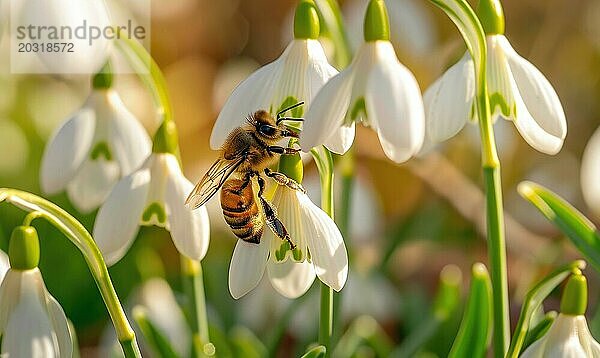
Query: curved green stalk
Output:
[[428, 1, 508, 356], [0, 189, 141, 358], [114, 35, 173, 123], [311, 146, 335, 356]]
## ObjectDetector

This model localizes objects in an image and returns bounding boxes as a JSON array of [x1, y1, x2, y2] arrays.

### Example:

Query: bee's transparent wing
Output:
[[186, 157, 245, 209]]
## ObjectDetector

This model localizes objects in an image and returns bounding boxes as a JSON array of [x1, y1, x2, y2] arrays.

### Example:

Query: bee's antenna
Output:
[[276, 101, 305, 119], [276, 117, 304, 125]]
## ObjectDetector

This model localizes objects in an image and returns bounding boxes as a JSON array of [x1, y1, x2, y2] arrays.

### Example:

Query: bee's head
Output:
[[249, 102, 305, 142]]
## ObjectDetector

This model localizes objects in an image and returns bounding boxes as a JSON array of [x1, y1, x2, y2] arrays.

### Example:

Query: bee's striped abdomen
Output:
[[220, 179, 263, 244]]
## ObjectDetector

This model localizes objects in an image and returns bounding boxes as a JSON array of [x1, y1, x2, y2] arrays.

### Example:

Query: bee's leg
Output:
[[256, 175, 296, 250], [232, 171, 255, 195], [267, 146, 300, 155], [264, 168, 306, 193]]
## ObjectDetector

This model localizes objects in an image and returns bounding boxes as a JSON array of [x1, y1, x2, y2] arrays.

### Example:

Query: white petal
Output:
[[66, 159, 120, 213], [486, 35, 516, 121], [164, 155, 210, 261], [365, 52, 425, 163], [2, 295, 58, 358], [267, 259, 315, 299], [106, 91, 152, 174], [228, 238, 270, 299], [501, 36, 566, 152], [0, 250, 9, 283], [40, 107, 95, 194], [0, 270, 23, 333], [323, 122, 356, 154], [301, 71, 354, 153], [423, 53, 474, 143], [93, 169, 151, 266], [1, 269, 60, 358], [271, 39, 337, 113], [297, 193, 348, 291], [210, 58, 283, 149], [582, 128, 600, 217], [46, 294, 73, 358], [512, 84, 564, 155]]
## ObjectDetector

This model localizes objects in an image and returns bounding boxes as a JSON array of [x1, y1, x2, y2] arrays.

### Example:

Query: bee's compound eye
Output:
[[259, 125, 277, 136]]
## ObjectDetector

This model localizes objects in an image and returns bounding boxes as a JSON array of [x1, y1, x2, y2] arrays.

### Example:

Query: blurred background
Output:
[[0, 0, 599, 356]]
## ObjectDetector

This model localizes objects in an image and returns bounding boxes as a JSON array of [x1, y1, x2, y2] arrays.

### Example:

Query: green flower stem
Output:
[[311, 147, 335, 356], [428, 0, 509, 356], [0, 189, 141, 358], [181, 256, 213, 357]]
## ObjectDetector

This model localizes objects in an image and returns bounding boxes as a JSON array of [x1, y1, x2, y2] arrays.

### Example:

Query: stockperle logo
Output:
[[9, 0, 151, 74]]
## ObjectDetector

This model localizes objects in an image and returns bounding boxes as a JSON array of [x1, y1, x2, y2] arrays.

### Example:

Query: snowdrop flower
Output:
[[229, 154, 348, 299], [41, 69, 151, 213], [0, 226, 72, 358], [423, 0, 566, 155], [301, 0, 425, 163], [521, 273, 600, 357], [581, 126, 600, 217], [93, 121, 210, 265], [14, 0, 111, 74], [210, 0, 337, 149]]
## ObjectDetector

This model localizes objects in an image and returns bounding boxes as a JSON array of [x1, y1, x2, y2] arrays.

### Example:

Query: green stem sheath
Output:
[[181, 256, 212, 357]]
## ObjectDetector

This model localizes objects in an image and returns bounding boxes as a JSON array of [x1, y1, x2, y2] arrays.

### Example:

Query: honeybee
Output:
[[186, 102, 306, 248]]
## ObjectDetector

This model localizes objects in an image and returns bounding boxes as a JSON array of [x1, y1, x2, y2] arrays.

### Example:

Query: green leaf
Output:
[[133, 306, 181, 358], [506, 260, 585, 358], [302, 345, 326, 358], [448, 263, 492, 358], [313, 0, 352, 68], [521, 311, 557, 354], [518, 181, 600, 272], [229, 326, 267, 358], [393, 265, 462, 358]]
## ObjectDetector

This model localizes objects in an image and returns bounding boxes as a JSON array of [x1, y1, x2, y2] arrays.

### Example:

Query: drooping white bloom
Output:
[[13, 0, 112, 74], [229, 186, 348, 299], [93, 153, 210, 265], [520, 314, 600, 357], [300, 40, 425, 163], [423, 35, 566, 155], [40, 89, 151, 213], [0, 268, 72, 358], [209, 38, 338, 150], [581, 126, 600, 217]]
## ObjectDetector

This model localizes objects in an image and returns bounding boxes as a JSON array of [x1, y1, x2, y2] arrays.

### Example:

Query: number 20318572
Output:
[[17, 42, 74, 53]]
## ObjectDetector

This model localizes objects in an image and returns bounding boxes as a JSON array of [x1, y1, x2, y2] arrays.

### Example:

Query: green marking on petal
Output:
[[277, 96, 304, 118], [350, 97, 367, 122], [90, 141, 113, 161], [292, 246, 303, 261], [488, 92, 511, 118], [142, 202, 167, 224], [275, 240, 292, 262], [469, 102, 478, 123]]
